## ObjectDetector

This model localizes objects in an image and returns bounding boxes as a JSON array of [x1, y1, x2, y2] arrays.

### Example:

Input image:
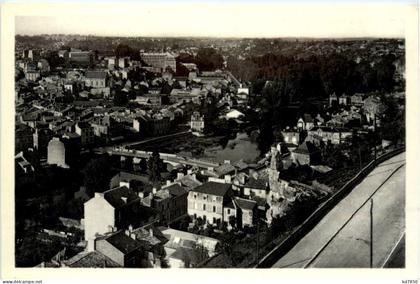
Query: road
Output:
[[272, 152, 405, 268]]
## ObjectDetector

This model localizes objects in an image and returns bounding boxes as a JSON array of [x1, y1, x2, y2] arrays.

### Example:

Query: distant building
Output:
[[350, 94, 364, 106], [15, 151, 35, 174], [75, 122, 95, 146], [329, 93, 338, 107], [190, 112, 204, 135], [292, 141, 321, 165], [118, 57, 129, 69], [297, 114, 315, 131], [22, 49, 39, 60], [140, 52, 176, 73], [33, 127, 53, 157], [15, 123, 33, 153], [307, 126, 353, 145], [47, 137, 68, 168], [225, 109, 244, 120], [84, 71, 108, 88], [133, 115, 171, 137], [339, 94, 350, 105], [237, 86, 249, 102], [281, 129, 300, 145], [25, 70, 41, 81], [69, 50, 93, 66]]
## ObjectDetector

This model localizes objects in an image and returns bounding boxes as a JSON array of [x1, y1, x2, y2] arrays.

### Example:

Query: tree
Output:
[[113, 91, 128, 107], [82, 156, 112, 197], [147, 150, 163, 183], [195, 48, 224, 71]]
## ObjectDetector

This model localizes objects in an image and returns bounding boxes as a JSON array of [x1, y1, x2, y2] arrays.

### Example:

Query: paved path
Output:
[[272, 152, 405, 268]]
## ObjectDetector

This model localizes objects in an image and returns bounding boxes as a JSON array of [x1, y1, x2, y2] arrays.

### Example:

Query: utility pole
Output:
[[374, 114, 377, 161], [256, 217, 260, 265], [370, 198, 373, 268]]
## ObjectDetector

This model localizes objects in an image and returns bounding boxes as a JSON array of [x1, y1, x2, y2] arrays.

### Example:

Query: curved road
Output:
[[272, 152, 405, 268]]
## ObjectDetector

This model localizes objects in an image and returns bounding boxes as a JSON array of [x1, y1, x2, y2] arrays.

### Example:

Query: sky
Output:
[[13, 2, 409, 38]]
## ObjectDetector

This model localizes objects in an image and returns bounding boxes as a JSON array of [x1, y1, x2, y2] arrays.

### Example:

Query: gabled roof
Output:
[[214, 163, 236, 176], [66, 251, 121, 268], [234, 197, 257, 211], [191, 182, 231, 197], [294, 141, 319, 155], [101, 230, 142, 255], [102, 186, 139, 208], [244, 177, 267, 190], [85, 71, 107, 79], [165, 183, 188, 197]]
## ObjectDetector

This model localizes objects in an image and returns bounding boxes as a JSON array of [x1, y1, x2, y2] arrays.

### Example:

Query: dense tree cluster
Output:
[[175, 48, 224, 74], [82, 156, 112, 197], [228, 53, 399, 101]]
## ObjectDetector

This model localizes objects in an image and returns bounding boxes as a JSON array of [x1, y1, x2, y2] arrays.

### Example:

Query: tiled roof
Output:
[[234, 197, 257, 211], [66, 251, 121, 268], [214, 163, 236, 176], [103, 231, 142, 255], [294, 141, 319, 155], [191, 182, 231, 197], [103, 186, 139, 208], [85, 71, 107, 79], [244, 177, 267, 190], [165, 183, 188, 197]]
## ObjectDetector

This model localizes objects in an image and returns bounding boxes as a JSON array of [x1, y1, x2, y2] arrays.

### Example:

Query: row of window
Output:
[[191, 193, 222, 202]]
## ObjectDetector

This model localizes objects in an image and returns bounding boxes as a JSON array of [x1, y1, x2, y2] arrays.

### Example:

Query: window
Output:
[[203, 195, 207, 200], [193, 194, 197, 199], [213, 206, 216, 213], [203, 204, 206, 211], [227, 209, 231, 214]]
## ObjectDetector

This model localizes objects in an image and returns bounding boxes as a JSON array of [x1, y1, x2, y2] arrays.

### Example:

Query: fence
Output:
[[256, 147, 405, 268]]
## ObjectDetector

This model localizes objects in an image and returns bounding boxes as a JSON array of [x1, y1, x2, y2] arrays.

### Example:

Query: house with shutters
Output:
[[187, 182, 233, 226]]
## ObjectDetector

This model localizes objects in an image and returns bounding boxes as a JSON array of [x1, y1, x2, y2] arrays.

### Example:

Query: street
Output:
[[272, 152, 405, 268]]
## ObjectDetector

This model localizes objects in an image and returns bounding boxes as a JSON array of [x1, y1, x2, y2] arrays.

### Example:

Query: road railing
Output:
[[256, 146, 405, 268]]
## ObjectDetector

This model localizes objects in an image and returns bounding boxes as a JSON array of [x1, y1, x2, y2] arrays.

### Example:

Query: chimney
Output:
[[128, 224, 133, 232], [166, 180, 172, 186], [152, 187, 157, 194], [224, 175, 232, 184], [191, 173, 196, 180], [177, 173, 184, 180], [224, 160, 230, 165], [138, 191, 144, 199], [149, 228, 153, 237], [121, 197, 127, 204], [94, 192, 104, 198]]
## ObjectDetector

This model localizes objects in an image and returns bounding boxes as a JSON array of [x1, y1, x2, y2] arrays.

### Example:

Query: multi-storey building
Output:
[[190, 112, 204, 135], [84, 186, 141, 251], [187, 182, 233, 226], [140, 52, 176, 73]]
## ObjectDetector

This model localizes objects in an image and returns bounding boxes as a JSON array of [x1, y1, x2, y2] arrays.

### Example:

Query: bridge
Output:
[[107, 146, 221, 170]]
